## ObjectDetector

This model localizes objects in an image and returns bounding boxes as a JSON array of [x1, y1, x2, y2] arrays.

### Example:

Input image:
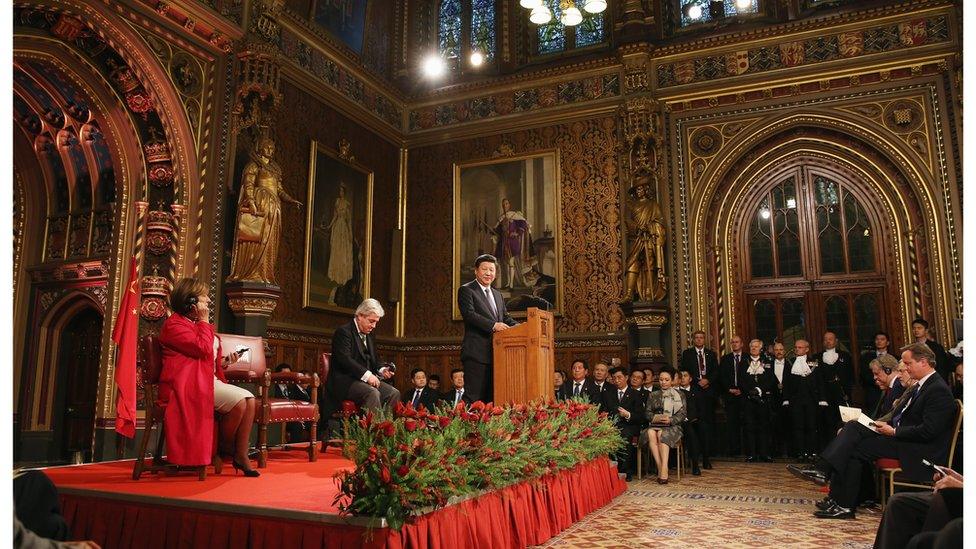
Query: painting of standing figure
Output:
[[304, 141, 373, 313], [453, 151, 563, 319]]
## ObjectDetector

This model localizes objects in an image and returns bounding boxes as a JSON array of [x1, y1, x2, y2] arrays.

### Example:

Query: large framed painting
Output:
[[303, 141, 373, 314], [313, 0, 368, 54], [453, 150, 563, 320]]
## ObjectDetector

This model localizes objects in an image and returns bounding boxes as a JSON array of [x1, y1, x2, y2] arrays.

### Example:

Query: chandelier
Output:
[[519, 0, 607, 26]]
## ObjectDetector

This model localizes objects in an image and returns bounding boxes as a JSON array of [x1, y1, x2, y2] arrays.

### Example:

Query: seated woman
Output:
[[643, 367, 686, 484], [158, 278, 259, 477]]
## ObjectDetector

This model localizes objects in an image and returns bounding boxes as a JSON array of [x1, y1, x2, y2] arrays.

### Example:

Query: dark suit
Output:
[[680, 346, 719, 463], [402, 386, 439, 412], [562, 378, 601, 404], [823, 372, 956, 509], [861, 349, 892, 411], [554, 384, 568, 401], [592, 381, 612, 412], [458, 279, 516, 402], [783, 355, 822, 457], [325, 320, 400, 412], [924, 339, 950, 381], [678, 385, 703, 467], [814, 349, 853, 448], [719, 352, 746, 456], [740, 356, 776, 458], [769, 358, 791, 456], [602, 386, 645, 475], [441, 387, 473, 407], [273, 382, 311, 442]]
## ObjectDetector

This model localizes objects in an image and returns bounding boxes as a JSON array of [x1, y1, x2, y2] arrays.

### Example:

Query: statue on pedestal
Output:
[[624, 174, 667, 302]]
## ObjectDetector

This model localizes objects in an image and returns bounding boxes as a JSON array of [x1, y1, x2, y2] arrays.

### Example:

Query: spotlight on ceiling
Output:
[[423, 55, 446, 78], [735, 0, 752, 10], [520, 0, 543, 8], [583, 0, 608, 14], [469, 51, 484, 67], [529, 6, 553, 24], [683, 2, 703, 20]]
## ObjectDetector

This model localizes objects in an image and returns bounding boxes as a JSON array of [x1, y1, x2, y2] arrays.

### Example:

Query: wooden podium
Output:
[[492, 307, 555, 404]]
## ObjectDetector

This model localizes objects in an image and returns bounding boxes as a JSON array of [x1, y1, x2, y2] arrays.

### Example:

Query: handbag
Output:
[[650, 413, 671, 426], [237, 210, 265, 243]]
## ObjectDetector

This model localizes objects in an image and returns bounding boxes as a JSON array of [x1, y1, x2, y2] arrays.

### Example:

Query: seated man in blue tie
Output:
[[401, 367, 439, 412], [787, 343, 956, 519], [440, 368, 473, 408]]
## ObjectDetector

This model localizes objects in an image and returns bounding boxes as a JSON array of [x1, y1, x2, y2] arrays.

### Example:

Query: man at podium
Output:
[[458, 254, 517, 402]]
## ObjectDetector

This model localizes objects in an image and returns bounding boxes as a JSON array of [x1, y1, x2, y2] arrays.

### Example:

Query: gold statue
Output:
[[624, 174, 667, 302], [228, 136, 302, 284]]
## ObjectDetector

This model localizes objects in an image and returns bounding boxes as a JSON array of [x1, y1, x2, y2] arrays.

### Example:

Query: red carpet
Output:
[[44, 448, 626, 548]]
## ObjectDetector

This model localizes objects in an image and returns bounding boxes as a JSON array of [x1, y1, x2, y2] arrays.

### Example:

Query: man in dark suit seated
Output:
[[861, 331, 893, 414], [562, 359, 601, 403], [592, 361, 612, 409], [677, 370, 703, 475], [554, 369, 568, 400], [458, 254, 517, 402], [272, 363, 312, 442], [680, 330, 719, 469], [441, 368, 473, 408], [325, 298, 400, 412], [874, 467, 962, 549], [602, 366, 645, 481], [629, 369, 649, 408], [427, 374, 441, 393], [788, 343, 957, 519], [402, 368, 439, 412]]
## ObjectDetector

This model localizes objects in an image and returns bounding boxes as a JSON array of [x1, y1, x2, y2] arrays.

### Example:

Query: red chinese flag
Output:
[[112, 257, 139, 438]]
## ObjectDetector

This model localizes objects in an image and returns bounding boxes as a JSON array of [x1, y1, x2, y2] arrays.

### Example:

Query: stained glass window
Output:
[[679, 0, 759, 27], [575, 12, 605, 47], [537, 0, 565, 55], [470, 0, 495, 60], [438, 0, 462, 61], [535, 0, 605, 55]]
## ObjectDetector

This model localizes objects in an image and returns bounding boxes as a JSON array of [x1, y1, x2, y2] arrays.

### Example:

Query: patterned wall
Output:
[[405, 115, 625, 338], [267, 79, 400, 336]]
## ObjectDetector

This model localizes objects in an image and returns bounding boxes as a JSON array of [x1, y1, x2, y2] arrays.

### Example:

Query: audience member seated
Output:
[[629, 369, 649, 407], [788, 344, 956, 520], [861, 331, 893, 416], [642, 367, 686, 484], [562, 359, 601, 403], [869, 355, 903, 419], [741, 339, 775, 462], [602, 366, 645, 481], [949, 361, 963, 402], [554, 369, 568, 400], [325, 298, 400, 412], [592, 361, 611, 405], [783, 339, 821, 462], [159, 278, 258, 477], [912, 318, 949, 381], [273, 363, 312, 442], [874, 467, 962, 549], [401, 368, 439, 411], [13, 470, 69, 542], [427, 374, 441, 393], [441, 368, 473, 407], [642, 367, 655, 391], [677, 370, 703, 475]]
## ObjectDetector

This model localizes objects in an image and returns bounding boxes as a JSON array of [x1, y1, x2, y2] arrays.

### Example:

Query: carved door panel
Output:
[[59, 308, 103, 461]]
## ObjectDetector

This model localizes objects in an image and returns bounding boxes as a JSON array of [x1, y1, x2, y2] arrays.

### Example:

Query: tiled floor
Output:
[[535, 460, 882, 548]]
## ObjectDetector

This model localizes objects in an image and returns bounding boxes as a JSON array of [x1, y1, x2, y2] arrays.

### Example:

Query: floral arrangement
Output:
[[333, 398, 622, 530]]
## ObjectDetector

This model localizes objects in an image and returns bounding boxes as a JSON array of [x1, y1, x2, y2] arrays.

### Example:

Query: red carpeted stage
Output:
[[44, 447, 626, 548]]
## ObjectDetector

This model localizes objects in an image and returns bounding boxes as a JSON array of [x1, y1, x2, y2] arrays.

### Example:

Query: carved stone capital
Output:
[[225, 281, 282, 336]]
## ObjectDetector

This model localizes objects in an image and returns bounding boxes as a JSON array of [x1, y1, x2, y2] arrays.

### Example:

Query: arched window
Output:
[[437, 0, 496, 72], [679, 0, 759, 27], [536, 0, 606, 55]]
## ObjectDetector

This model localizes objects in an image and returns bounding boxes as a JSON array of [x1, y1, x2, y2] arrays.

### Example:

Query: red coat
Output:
[[158, 313, 225, 466]]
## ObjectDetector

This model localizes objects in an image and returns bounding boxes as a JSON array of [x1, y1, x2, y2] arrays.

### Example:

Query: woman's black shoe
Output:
[[232, 459, 260, 477]]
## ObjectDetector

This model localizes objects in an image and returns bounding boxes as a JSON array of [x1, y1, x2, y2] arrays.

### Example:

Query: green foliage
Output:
[[334, 398, 621, 531]]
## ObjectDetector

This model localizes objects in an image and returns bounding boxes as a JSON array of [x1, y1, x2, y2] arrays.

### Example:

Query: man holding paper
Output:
[[787, 343, 955, 519]]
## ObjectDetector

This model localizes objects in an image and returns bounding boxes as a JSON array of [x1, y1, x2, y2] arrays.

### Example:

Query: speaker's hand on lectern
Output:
[[492, 322, 510, 332]]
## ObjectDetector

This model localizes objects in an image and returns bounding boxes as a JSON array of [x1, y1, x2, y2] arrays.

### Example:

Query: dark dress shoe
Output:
[[745, 456, 757, 463], [816, 496, 836, 511], [813, 503, 855, 519], [787, 464, 828, 486], [702, 460, 713, 470], [625, 473, 633, 482], [691, 466, 702, 476], [760, 456, 773, 463]]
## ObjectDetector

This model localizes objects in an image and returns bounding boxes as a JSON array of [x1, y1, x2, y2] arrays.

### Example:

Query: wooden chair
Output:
[[318, 352, 361, 449], [132, 334, 221, 480], [876, 399, 963, 509], [219, 333, 320, 468], [636, 431, 685, 481]]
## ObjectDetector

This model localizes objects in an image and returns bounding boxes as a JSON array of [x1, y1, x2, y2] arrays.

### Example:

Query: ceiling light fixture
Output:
[[520, 0, 543, 8], [735, 0, 752, 10], [683, 2, 703, 20], [469, 51, 484, 67], [422, 55, 445, 78], [560, 1, 583, 26], [583, 0, 608, 14], [529, 5, 553, 24]]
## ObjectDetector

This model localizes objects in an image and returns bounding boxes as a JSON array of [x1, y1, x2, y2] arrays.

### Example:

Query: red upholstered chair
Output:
[[219, 333, 320, 468], [132, 334, 221, 480], [318, 352, 361, 449], [875, 399, 963, 509]]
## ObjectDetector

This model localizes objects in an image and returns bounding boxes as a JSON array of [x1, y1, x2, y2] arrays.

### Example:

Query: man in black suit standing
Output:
[[563, 359, 601, 403], [458, 254, 517, 402], [814, 331, 853, 449], [681, 330, 719, 469], [441, 368, 473, 407], [912, 318, 950, 381], [602, 366, 645, 480], [788, 343, 957, 519], [326, 298, 399, 411], [401, 368, 440, 411], [860, 331, 892, 413], [719, 335, 746, 457]]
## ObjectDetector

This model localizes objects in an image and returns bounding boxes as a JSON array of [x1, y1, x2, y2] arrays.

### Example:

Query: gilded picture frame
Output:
[[452, 150, 564, 320], [303, 141, 374, 314]]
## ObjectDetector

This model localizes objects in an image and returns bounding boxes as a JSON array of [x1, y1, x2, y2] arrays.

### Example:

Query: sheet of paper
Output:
[[856, 413, 878, 432], [839, 405, 861, 423]]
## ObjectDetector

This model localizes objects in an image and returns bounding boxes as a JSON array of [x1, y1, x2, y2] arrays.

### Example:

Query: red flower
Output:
[[377, 420, 395, 437], [491, 405, 504, 416], [380, 465, 392, 484], [581, 428, 593, 437], [470, 401, 485, 411], [438, 416, 451, 428], [394, 401, 406, 416], [368, 446, 378, 462], [397, 465, 409, 477], [404, 419, 418, 432]]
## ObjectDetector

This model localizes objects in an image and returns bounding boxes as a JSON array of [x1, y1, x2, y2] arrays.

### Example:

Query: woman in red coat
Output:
[[158, 278, 259, 476]]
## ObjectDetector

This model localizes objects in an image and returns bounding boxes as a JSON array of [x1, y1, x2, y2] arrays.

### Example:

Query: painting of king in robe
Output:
[[453, 151, 564, 319], [303, 141, 373, 314]]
